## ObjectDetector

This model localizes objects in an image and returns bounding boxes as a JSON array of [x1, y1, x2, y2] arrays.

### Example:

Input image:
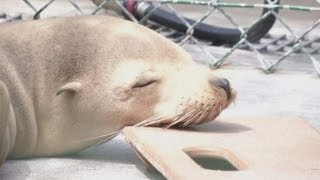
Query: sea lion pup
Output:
[[0, 16, 236, 165]]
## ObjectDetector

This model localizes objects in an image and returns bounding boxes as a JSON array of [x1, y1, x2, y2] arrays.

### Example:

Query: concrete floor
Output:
[[0, 0, 319, 179]]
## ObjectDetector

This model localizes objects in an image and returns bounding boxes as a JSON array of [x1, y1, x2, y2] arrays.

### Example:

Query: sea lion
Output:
[[0, 16, 236, 166]]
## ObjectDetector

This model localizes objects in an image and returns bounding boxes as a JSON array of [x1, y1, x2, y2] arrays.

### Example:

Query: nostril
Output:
[[211, 78, 231, 100], [217, 78, 229, 89]]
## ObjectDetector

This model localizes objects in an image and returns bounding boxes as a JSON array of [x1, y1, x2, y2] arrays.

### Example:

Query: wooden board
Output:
[[123, 117, 320, 180]]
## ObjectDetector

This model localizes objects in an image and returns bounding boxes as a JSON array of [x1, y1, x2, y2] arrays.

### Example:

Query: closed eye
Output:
[[133, 79, 158, 89]]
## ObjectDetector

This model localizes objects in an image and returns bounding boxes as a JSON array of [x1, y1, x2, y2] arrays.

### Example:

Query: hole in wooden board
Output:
[[184, 147, 247, 171], [189, 156, 238, 171]]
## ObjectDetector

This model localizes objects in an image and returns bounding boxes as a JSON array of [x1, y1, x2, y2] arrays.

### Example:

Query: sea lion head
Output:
[[107, 57, 236, 128]]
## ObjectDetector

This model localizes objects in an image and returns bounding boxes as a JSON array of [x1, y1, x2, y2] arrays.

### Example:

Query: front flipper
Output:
[[0, 81, 16, 166]]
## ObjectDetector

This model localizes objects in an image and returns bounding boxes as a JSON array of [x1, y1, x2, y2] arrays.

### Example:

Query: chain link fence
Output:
[[1, 0, 320, 76]]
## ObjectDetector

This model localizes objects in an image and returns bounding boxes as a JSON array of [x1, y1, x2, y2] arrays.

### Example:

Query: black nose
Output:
[[211, 78, 231, 99]]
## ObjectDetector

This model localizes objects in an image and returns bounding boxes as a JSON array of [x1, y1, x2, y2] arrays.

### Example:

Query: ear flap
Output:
[[56, 82, 82, 96]]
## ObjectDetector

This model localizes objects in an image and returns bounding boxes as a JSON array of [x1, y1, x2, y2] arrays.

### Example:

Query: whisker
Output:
[[194, 103, 211, 125], [73, 130, 121, 143], [180, 107, 202, 128], [187, 102, 210, 126], [136, 111, 180, 128], [184, 111, 201, 127], [140, 117, 168, 127], [163, 116, 180, 129], [209, 101, 218, 120], [80, 132, 121, 151], [165, 108, 197, 128], [143, 113, 181, 127], [180, 111, 199, 128], [181, 104, 203, 127], [210, 100, 218, 120], [133, 113, 165, 127]]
